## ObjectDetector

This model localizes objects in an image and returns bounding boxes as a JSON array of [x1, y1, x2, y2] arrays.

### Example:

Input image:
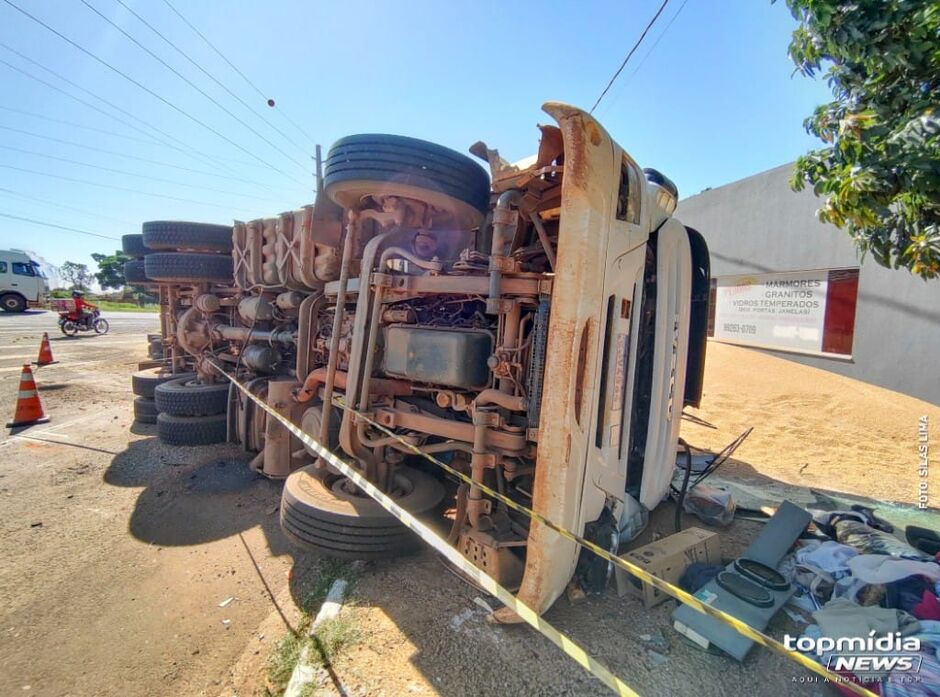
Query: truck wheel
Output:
[[155, 377, 229, 417], [157, 412, 227, 446], [124, 259, 149, 284], [280, 466, 445, 559], [1, 293, 26, 313], [143, 251, 232, 283], [133, 397, 159, 424], [324, 134, 491, 229], [145, 253, 233, 284], [142, 221, 234, 253], [122, 234, 148, 258], [132, 368, 195, 399]]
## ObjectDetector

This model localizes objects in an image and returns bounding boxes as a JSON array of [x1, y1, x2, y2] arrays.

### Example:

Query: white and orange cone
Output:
[[33, 332, 57, 367], [6, 364, 50, 428]]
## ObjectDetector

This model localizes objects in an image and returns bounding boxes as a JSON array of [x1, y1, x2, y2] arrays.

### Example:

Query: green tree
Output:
[[91, 251, 130, 290], [785, 0, 940, 279], [60, 261, 93, 290]]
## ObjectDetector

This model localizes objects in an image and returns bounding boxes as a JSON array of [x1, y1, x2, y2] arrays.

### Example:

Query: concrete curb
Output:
[[283, 578, 349, 697]]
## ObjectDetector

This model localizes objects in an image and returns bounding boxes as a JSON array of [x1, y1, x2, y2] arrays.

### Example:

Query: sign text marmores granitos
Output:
[[712, 269, 859, 356]]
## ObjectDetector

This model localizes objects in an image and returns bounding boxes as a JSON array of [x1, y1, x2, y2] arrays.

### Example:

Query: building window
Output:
[[708, 268, 860, 358]]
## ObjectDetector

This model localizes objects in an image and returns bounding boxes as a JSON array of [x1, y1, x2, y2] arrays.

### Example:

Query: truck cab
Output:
[[0, 250, 50, 312]]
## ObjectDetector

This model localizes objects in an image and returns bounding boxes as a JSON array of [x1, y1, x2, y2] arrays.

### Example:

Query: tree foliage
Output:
[[91, 251, 130, 290], [60, 261, 93, 290], [785, 0, 940, 278]]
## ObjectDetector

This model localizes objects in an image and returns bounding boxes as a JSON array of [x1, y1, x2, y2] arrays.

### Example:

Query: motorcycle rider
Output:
[[71, 290, 97, 327]]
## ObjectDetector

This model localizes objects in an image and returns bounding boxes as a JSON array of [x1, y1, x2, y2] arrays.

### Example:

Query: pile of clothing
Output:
[[780, 509, 940, 696]]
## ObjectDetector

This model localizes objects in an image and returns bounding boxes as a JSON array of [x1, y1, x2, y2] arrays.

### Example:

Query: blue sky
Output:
[[0, 0, 832, 274]]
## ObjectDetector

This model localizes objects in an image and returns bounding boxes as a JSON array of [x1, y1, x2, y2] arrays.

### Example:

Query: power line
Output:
[[0, 144, 290, 203], [160, 0, 318, 149], [606, 0, 691, 109], [0, 45, 249, 179], [628, 0, 690, 79], [2, 0, 308, 186], [0, 105, 301, 172], [0, 163, 256, 213], [112, 0, 309, 155], [79, 0, 311, 174], [0, 124, 310, 192], [0, 56, 163, 151], [590, 0, 671, 113], [0, 186, 136, 226], [0, 213, 120, 241]]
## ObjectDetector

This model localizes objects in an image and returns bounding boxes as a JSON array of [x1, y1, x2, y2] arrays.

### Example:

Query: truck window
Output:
[[12, 262, 36, 277], [616, 159, 641, 225], [0, 261, 7, 273]]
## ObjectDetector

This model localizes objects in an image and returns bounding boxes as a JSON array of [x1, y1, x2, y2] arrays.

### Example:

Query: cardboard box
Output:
[[615, 527, 721, 607]]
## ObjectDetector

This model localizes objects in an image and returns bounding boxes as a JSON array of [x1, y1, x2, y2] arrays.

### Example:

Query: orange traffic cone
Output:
[[6, 364, 50, 428], [33, 332, 58, 367]]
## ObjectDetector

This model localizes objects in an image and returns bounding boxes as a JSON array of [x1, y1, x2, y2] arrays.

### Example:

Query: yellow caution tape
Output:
[[209, 361, 877, 697], [211, 361, 638, 695]]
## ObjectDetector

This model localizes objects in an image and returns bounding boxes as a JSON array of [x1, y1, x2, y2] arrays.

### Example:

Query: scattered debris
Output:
[[646, 649, 669, 667], [218, 597, 235, 608], [617, 527, 721, 607], [637, 630, 669, 653], [30, 521, 42, 528], [449, 607, 475, 632], [473, 597, 494, 614], [565, 582, 587, 604]]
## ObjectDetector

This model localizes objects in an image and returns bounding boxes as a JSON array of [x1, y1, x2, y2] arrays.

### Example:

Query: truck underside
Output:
[[135, 102, 709, 616]]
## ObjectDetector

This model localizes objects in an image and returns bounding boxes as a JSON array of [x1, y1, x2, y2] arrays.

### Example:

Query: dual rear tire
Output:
[[280, 466, 445, 560], [150, 376, 229, 446], [140, 221, 234, 285]]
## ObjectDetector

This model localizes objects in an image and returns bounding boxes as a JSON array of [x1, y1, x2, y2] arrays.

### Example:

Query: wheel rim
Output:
[[3, 297, 19, 310], [327, 471, 414, 501], [94, 319, 109, 334], [64, 322, 78, 336]]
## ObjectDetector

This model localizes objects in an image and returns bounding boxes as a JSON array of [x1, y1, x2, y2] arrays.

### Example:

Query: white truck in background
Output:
[[0, 249, 50, 312]]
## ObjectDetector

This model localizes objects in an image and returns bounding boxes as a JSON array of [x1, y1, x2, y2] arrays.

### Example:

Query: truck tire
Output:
[[280, 466, 445, 559], [132, 368, 195, 399], [145, 253, 233, 284], [157, 413, 227, 446], [324, 134, 490, 228], [124, 259, 149, 284], [1, 293, 27, 313], [142, 221, 234, 253], [155, 377, 229, 417], [122, 234, 148, 258], [133, 397, 159, 424]]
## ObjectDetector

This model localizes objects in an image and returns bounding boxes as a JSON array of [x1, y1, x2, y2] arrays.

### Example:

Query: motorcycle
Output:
[[58, 307, 109, 336]]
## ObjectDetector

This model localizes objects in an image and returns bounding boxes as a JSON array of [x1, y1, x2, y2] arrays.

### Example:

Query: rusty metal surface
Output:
[[373, 407, 527, 453], [514, 103, 618, 615]]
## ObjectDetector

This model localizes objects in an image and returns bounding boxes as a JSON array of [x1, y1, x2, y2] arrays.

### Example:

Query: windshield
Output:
[[30, 261, 47, 279]]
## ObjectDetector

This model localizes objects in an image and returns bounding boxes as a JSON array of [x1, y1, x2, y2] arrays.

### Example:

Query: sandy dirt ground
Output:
[[0, 313, 935, 697], [683, 341, 939, 507]]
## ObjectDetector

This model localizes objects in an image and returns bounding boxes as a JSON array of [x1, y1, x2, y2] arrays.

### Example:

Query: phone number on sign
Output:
[[722, 323, 757, 335]]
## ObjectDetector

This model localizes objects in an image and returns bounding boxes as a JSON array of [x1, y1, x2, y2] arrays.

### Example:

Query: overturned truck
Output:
[[131, 103, 710, 616]]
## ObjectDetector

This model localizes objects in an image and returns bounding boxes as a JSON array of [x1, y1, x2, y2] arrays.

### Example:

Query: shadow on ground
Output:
[[104, 434, 293, 555]]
